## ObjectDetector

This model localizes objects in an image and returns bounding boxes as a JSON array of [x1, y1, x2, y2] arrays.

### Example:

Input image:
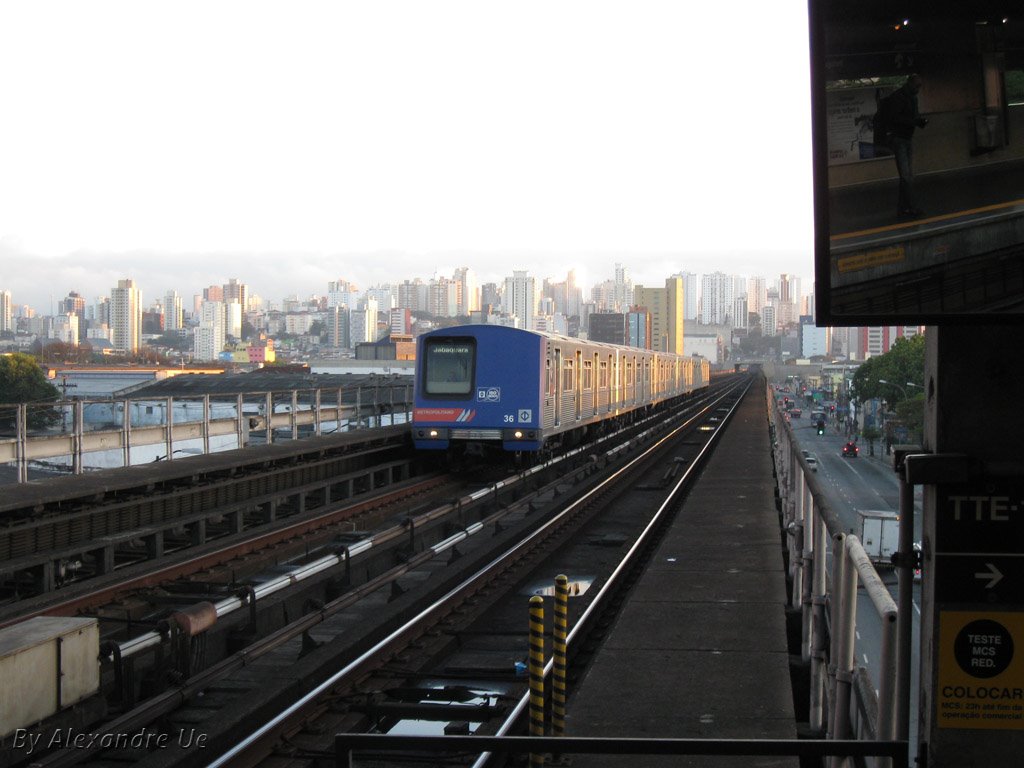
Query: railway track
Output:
[[0, 427, 414, 605], [3, 376, 749, 768]]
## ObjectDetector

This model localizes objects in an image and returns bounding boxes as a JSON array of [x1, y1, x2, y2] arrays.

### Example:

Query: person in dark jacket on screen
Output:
[[887, 74, 928, 217]]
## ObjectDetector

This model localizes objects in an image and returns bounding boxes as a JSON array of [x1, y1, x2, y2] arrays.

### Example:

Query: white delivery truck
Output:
[[858, 509, 900, 566]]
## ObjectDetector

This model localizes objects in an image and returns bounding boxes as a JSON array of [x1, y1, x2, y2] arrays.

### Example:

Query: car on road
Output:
[[790, 408, 802, 418], [805, 455, 818, 472], [842, 441, 859, 458]]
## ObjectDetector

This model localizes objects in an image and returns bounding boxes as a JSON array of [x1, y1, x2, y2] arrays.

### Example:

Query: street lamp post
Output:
[[877, 379, 908, 401]]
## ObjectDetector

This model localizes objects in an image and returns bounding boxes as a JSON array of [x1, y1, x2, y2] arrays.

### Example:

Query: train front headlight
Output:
[[513, 430, 524, 439]]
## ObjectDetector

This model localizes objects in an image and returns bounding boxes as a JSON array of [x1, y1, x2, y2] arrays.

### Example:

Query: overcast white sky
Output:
[[1, 1, 814, 313]]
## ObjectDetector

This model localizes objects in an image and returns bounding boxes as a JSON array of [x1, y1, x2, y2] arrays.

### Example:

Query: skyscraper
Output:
[[747, 275, 767, 318], [193, 300, 225, 361], [699, 272, 736, 326], [223, 278, 248, 311], [111, 279, 141, 354], [454, 267, 479, 316], [164, 291, 183, 331], [502, 271, 537, 330], [0, 290, 12, 333], [61, 291, 86, 322]]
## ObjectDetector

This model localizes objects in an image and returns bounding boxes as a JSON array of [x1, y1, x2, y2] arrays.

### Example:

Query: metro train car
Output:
[[412, 324, 710, 454]]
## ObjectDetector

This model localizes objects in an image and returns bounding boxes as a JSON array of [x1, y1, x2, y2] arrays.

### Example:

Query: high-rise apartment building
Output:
[[164, 291, 183, 331], [0, 290, 12, 333], [389, 307, 412, 335], [193, 300, 225, 361], [859, 326, 923, 358], [111, 279, 141, 354], [61, 291, 86, 322], [328, 306, 350, 349], [627, 309, 653, 349], [632, 278, 683, 353], [223, 278, 248, 311], [328, 279, 359, 309], [429, 277, 459, 317], [453, 267, 479, 316], [397, 279, 427, 313], [502, 271, 537, 330], [733, 295, 749, 330], [762, 304, 778, 336], [747, 275, 767, 317], [613, 264, 632, 312], [50, 313, 80, 346], [699, 272, 736, 326], [589, 313, 626, 345], [678, 272, 699, 322]]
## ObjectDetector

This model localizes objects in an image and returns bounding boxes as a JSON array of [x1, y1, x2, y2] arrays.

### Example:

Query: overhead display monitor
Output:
[[810, 1, 1024, 324]]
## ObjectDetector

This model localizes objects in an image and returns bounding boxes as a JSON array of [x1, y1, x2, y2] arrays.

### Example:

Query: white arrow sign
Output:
[[974, 562, 1004, 589]]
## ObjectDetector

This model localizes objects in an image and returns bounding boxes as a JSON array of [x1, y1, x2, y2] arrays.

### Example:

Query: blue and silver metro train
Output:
[[412, 324, 710, 454]]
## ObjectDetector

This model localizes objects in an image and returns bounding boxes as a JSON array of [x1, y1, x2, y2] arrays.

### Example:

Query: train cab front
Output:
[[412, 334, 477, 451]]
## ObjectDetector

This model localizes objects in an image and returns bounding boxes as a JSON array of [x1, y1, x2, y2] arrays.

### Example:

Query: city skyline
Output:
[[0, 257, 811, 321], [1, 2, 814, 315]]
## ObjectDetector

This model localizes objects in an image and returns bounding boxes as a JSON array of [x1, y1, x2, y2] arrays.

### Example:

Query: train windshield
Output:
[[423, 337, 475, 396]]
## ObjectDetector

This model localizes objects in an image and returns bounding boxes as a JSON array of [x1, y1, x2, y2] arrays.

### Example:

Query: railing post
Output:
[[826, 532, 846, 742], [831, 535, 860, 768], [876, 610, 898, 768], [291, 390, 299, 440], [16, 403, 27, 483], [166, 396, 175, 460], [801, 483, 815, 664], [72, 400, 84, 475], [809, 499, 829, 733], [314, 388, 322, 437], [895, 472, 915, 745], [265, 391, 274, 444], [235, 393, 244, 448], [202, 394, 211, 455], [122, 398, 131, 468]]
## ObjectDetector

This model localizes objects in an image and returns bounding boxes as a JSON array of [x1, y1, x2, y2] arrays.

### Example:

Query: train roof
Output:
[[419, 324, 707, 361]]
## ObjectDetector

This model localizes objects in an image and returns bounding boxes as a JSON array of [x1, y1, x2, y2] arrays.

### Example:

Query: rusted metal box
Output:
[[0, 616, 100, 738]]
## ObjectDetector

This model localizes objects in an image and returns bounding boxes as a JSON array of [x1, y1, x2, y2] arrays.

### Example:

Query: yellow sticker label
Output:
[[938, 611, 1024, 729]]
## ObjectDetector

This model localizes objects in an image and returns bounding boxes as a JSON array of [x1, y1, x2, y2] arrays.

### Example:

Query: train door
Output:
[[602, 356, 610, 415], [545, 346, 555, 428], [575, 349, 582, 421], [554, 347, 562, 427]]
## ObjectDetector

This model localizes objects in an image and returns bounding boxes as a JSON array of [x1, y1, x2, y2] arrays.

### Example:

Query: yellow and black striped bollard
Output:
[[552, 574, 569, 740], [529, 594, 546, 767]]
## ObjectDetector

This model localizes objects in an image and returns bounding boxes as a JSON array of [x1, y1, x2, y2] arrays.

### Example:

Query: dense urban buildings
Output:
[[0, 263, 920, 367]]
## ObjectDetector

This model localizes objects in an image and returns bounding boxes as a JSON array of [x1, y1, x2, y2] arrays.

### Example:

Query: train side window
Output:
[[599, 360, 608, 389], [582, 360, 593, 391], [546, 357, 555, 396], [562, 359, 575, 391], [423, 337, 475, 396]]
